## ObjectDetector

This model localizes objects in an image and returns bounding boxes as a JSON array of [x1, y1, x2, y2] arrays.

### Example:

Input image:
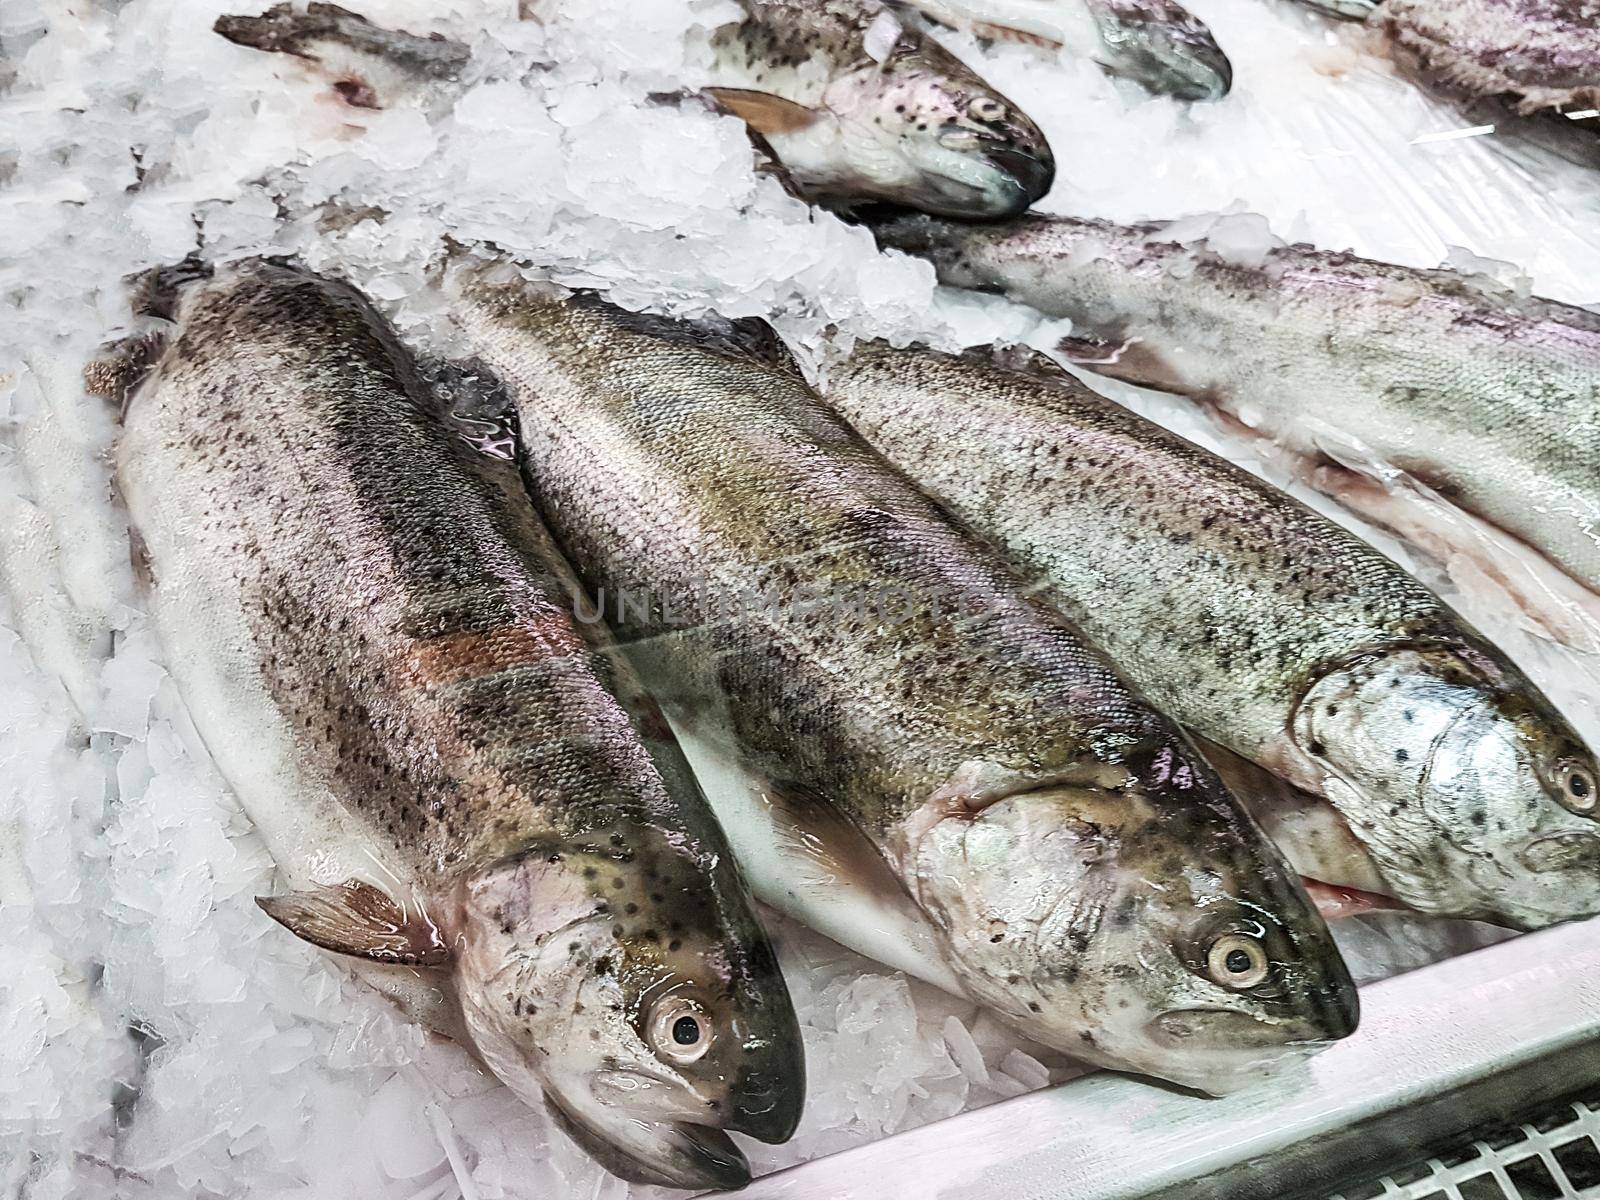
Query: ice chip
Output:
[[942, 1015, 989, 1085]]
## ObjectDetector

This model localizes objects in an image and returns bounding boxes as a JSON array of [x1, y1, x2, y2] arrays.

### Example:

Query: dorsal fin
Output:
[[960, 341, 1078, 383], [571, 293, 805, 376]]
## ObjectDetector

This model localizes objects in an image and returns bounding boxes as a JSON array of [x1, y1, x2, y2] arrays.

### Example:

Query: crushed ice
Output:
[[2, 0, 1597, 1194]]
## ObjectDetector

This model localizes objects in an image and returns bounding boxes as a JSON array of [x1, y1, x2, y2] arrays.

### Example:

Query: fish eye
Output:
[[967, 96, 1007, 123], [1206, 934, 1270, 989], [648, 995, 715, 1065], [1554, 760, 1597, 813]]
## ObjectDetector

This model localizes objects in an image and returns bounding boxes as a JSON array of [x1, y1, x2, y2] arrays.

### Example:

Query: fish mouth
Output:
[[546, 1092, 753, 1190], [916, 133, 1054, 219], [731, 1065, 803, 1144], [1150, 1006, 1352, 1050], [984, 145, 1056, 210], [1518, 831, 1600, 874], [1103, 33, 1232, 101], [1143, 1010, 1338, 1092]]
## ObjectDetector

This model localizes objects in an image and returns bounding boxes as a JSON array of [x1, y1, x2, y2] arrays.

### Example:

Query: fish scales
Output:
[[823, 339, 1600, 929], [129, 266, 672, 868], [704, 0, 1055, 216], [452, 281, 1358, 1096], [873, 211, 1600, 653], [115, 261, 802, 1190]]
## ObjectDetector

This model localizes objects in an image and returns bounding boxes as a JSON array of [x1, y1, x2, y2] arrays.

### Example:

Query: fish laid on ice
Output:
[[703, 0, 1056, 216], [825, 341, 1600, 931], [872, 211, 1600, 655], [215, 1, 1055, 219], [110, 261, 802, 1190], [450, 279, 1358, 1096], [214, 2, 469, 110], [1288, 0, 1600, 120], [894, 0, 1233, 101]]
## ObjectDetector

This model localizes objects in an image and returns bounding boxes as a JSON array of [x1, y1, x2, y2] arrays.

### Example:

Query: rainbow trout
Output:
[[896, 0, 1233, 101], [703, 0, 1056, 216], [448, 278, 1358, 1096], [873, 210, 1600, 655], [824, 341, 1600, 931], [111, 261, 802, 1190]]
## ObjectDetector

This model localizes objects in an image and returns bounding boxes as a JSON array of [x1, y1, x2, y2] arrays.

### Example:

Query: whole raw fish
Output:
[[449, 279, 1358, 1096], [214, 2, 469, 110], [704, 0, 1056, 216], [111, 261, 802, 1190], [872, 210, 1600, 655], [1287, 0, 1599, 120], [895, 0, 1233, 101], [824, 341, 1600, 930]]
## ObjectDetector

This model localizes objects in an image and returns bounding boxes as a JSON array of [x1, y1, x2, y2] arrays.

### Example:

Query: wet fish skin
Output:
[[114, 262, 802, 1190], [1088, 0, 1233, 99], [1376, 0, 1600, 116], [1287, 0, 1600, 116], [899, 0, 1230, 100], [214, 3, 469, 109], [451, 280, 1358, 1095], [871, 210, 1600, 652], [707, 0, 1055, 217], [823, 340, 1600, 930]]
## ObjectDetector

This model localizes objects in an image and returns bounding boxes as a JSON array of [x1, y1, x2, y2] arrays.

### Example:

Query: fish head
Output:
[[825, 28, 1054, 218], [213, 3, 469, 109], [451, 828, 802, 1189], [905, 753, 1357, 1094], [1296, 646, 1600, 929], [1087, 0, 1233, 101]]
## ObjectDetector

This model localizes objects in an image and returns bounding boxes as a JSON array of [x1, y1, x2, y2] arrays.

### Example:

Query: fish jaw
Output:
[[709, 4, 1054, 216], [1085, 0, 1233, 101], [894, 777, 1358, 1092], [214, 3, 469, 109], [447, 833, 803, 1187], [1293, 647, 1600, 929]]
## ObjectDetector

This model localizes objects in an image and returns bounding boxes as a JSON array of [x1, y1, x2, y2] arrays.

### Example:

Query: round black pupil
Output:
[[1224, 949, 1253, 974], [672, 1015, 701, 1046], [1570, 772, 1591, 799]]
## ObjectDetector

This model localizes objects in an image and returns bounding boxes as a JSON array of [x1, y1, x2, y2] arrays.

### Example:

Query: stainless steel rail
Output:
[[742, 916, 1600, 1200]]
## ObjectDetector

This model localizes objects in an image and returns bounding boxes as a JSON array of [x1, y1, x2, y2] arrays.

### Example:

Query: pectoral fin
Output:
[[257, 879, 450, 966], [704, 88, 823, 135], [1057, 331, 1196, 395], [1301, 879, 1408, 920]]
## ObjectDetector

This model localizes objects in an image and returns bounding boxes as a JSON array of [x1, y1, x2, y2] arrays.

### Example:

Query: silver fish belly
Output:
[[450, 279, 1359, 1096], [824, 341, 1600, 931], [872, 210, 1600, 654], [113, 260, 802, 1190]]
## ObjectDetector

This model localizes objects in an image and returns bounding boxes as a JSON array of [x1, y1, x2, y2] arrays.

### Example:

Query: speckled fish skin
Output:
[[824, 341, 1600, 930], [1375, 0, 1600, 116], [214, 3, 469, 109], [872, 211, 1600, 637], [898, 0, 1233, 101], [706, 0, 1055, 217], [451, 280, 1359, 1095], [1285, 0, 1600, 117], [114, 261, 801, 1191]]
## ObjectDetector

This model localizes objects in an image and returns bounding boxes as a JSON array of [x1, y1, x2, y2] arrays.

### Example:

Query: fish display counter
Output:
[[4, 0, 1600, 1197]]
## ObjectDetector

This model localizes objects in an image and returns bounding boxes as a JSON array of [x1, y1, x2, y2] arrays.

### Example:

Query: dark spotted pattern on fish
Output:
[[872, 211, 1600, 608], [451, 280, 1359, 1091], [823, 337, 1600, 928], [116, 263, 803, 1186], [1378, 0, 1600, 114]]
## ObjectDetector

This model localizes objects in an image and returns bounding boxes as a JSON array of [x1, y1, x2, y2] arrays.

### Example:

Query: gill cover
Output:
[[904, 774, 1357, 1094]]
